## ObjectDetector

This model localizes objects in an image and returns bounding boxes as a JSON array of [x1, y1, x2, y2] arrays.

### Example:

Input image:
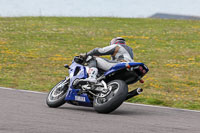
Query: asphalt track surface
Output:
[[1, 87, 200, 133]]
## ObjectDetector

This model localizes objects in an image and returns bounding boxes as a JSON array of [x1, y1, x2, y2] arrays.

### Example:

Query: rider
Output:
[[80, 37, 134, 84]]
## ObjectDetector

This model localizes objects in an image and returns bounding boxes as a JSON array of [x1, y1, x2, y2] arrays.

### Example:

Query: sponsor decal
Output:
[[75, 96, 86, 102]]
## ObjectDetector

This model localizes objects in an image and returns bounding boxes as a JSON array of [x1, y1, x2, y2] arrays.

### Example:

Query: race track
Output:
[[0, 87, 200, 133]]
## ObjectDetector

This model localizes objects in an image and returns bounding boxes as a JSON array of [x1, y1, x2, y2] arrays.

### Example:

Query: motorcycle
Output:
[[46, 56, 149, 113]]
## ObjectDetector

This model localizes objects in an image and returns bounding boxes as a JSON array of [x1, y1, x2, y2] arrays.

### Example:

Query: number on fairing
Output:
[[75, 96, 86, 102]]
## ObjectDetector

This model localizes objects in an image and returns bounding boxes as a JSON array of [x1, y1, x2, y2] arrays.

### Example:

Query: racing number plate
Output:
[[75, 96, 86, 102]]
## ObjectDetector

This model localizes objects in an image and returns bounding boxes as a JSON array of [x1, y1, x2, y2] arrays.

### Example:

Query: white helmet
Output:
[[110, 37, 126, 45]]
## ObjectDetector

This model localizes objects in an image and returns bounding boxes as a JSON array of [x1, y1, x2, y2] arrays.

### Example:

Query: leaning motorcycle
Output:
[[46, 56, 149, 113]]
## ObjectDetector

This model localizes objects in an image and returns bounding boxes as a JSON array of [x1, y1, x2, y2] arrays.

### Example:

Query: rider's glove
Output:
[[79, 53, 87, 59]]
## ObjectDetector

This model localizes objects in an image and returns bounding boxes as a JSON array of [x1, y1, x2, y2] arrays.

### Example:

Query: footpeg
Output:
[[72, 79, 87, 89]]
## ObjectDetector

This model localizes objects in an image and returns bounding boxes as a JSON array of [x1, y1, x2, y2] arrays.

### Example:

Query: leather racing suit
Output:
[[87, 44, 134, 71]]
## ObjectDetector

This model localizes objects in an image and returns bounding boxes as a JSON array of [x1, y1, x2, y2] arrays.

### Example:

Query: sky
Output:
[[0, 0, 200, 17]]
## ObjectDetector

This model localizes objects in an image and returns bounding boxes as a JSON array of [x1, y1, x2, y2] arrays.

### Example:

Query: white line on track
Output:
[[124, 102, 200, 113], [0, 86, 47, 94], [1, 86, 200, 113]]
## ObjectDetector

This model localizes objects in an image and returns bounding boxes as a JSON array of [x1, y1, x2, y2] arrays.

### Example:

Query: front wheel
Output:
[[93, 80, 128, 113], [46, 78, 69, 108]]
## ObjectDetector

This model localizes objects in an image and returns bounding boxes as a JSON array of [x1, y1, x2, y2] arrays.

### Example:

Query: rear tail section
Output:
[[104, 62, 149, 84]]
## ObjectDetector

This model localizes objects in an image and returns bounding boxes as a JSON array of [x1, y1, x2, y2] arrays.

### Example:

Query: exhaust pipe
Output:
[[125, 88, 143, 100]]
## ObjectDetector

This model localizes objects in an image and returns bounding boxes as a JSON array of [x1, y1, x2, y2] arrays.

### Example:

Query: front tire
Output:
[[46, 78, 69, 108], [93, 80, 128, 113]]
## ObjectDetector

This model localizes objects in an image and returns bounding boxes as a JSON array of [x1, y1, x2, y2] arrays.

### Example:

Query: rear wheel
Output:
[[93, 80, 128, 113], [46, 78, 69, 108]]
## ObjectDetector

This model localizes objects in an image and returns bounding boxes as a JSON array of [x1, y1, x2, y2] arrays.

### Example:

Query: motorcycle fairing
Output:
[[65, 61, 92, 107]]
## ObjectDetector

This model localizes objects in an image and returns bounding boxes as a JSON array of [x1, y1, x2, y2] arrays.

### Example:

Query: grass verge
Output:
[[0, 17, 200, 110]]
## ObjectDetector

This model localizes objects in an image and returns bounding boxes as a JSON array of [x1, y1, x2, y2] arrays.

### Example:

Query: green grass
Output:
[[0, 17, 200, 110]]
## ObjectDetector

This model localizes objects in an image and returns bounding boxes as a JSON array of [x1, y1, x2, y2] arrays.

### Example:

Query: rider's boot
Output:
[[73, 67, 98, 86], [83, 67, 98, 83]]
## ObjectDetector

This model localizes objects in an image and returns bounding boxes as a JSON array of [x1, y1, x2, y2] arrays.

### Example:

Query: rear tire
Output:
[[46, 79, 69, 108], [93, 80, 128, 114]]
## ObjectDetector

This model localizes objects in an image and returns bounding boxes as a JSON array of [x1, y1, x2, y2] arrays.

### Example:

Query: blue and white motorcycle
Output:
[[46, 56, 149, 113]]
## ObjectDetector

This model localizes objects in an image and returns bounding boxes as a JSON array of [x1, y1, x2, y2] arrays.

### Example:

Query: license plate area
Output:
[[75, 96, 86, 102]]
